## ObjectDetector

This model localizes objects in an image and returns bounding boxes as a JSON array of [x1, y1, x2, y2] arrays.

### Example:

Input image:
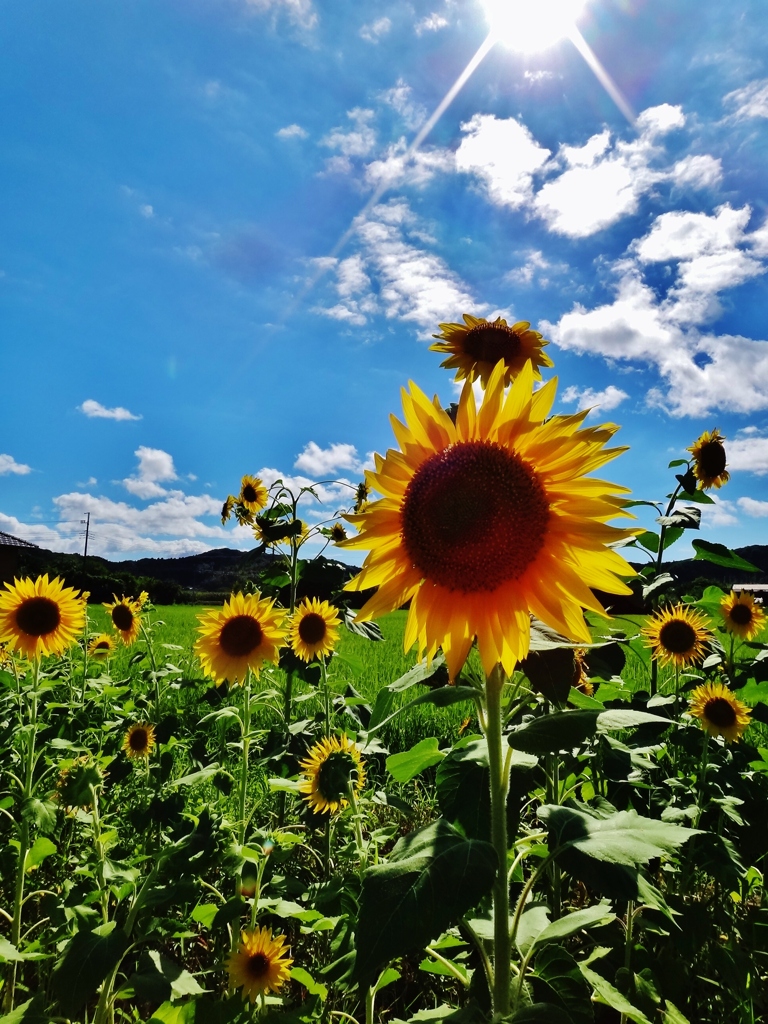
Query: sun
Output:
[[481, 0, 588, 52]]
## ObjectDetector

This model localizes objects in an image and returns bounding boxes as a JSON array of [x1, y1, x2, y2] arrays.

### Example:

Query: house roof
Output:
[[0, 530, 39, 549]]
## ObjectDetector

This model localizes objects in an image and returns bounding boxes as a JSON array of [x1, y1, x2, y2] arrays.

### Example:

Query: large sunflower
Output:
[[340, 361, 635, 678], [0, 575, 85, 660], [641, 603, 712, 669], [104, 596, 142, 645], [238, 475, 269, 514], [195, 591, 287, 684], [123, 723, 156, 759], [430, 314, 554, 387], [228, 926, 292, 1001], [289, 598, 341, 662], [88, 633, 118, 659], [688, 681, 751, 743], [720, 590, 766, 640], [687, 428, 729, 490], [299, 734, 365, 815]]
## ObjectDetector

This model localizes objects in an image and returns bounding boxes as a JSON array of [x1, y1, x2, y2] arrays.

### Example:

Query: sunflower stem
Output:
[[694, 733, 710, 829], [239, 670, 253, 849], [484, 664, 511, 1018]]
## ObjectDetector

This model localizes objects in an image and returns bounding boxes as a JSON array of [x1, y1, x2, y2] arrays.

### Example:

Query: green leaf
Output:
[[191, 903, 219, 929], [676, 489, 715, 505], [692, 539, 759, 572], [291, 966, 328, 1001], [532, 945, 594, 1024], [509, 709, 671, 755], [352, 820, 497, 985], [146, 1002, 197, 1024], [26, 836, 57, 872], [51, 921, 130, 1016], [0, 995, 49, 1023], [541, 805, 698, 867], [668, 459, 688, 468], [578, 965, 651, 1024], [374, 966, 402, 993], [0, 937, 46, 964], [662, 1001, 692, 1024], [635, 531, 660, 553], [20, 796, 57, 832], [387, 738, 446, 784], [657, 507, 701, 529], [435, 740, 491, 842], [532, 900, 615, 950], [661, 526, 684, 549], [122, 951, 205, 1003]]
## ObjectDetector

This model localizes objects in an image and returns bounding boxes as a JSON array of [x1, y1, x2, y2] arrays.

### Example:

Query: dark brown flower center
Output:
[[658, 619, 697, 654], [298, 612, 327, 646], [318, 751, 358, 802], [16, 597, 61, 637], [729, 603, 753, 626], [464, 323, 522, 365], [242, 483, 258, 503], [246, 952, 270, 979], [219, 615, 263, 657], [697, 440, 726, 479], [129, 728, 149, 751], [401, 441, 549, 593], [112, 604, 134, 631], [704, 697, 737, 728]]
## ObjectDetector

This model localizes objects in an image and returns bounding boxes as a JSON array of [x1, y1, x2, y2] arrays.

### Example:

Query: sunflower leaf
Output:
[[386, 738, 446, 784], [51, 921, 130, 1016], [578, 965, 652, 1024], [352, 820, 496, 986], [692, 540, 760, 572]]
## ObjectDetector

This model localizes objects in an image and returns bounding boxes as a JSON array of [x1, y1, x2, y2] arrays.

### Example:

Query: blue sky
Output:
[[2, 0, 768, 564]]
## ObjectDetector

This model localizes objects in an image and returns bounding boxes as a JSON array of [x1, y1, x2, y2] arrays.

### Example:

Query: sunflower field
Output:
[[2, 316, 768, 1024]]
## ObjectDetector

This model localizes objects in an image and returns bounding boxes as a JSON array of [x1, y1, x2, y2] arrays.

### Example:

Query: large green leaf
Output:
[[531, 901, 615, 951], [692, 539, 759, 572], [540, 805, 698, 867], [0, 995, 49, 1023], [120, 951, 204, 1003], [352, 820, 496, 985], [387, 738, 446, 783], [51, 921, 130, 1016], [578, 965, 651, 1024], [532, 945, 594, 1024], [435, 740, 491, 842], [508, 709, 671, 755]]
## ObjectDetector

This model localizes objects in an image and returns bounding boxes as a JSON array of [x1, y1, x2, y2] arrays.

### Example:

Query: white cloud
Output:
[[360, 16, 391, 42], [699, 495, 739, 529], [122, 446, 178, 499], [0, 454, 32, 476], [455, 114, 551, 208], [315, 200, 480, 334], [670, 154, 723, 190], [139, 204, 154, 219], [364, 139, 453, 190], [415, 12, 449, 34], [504, 250, 563, 288], [728, 436, 768, 475], [276, 123, 308, 139], [294, 442, 363, 476], [257, 466, 355, 507], [738, 496, 768, 517], [560, 384, 630, 416], [379, 79, 426, 131], [724, 78, 768, 120], [321, 108, 377, 173], [79, 399, 142, 422], [633, 205, 752, 263], [242, 0, 317, 30]]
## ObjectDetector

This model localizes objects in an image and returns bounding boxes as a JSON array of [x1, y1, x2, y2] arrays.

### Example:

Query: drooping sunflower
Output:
[[688, 681, 751, 743], [340, 360, 636, 679], [329, 522, 348, 543], [195, 591, 287, 685], [687, 428, 729, 490], [572, 649, 594, 696], [88, 633, 117, 659], [289, 598, 341, 662], [430, 314, 554, 387], [123, 723, 156, 760], [54, 756, 104, 811], [720, 590, 767, 640], [227, 926, 293, 1002], [641, 604, 712, 669], [0, 575, 85, 660], [299, 734, 366, 815], [104, 595, 142, 645], [238, 475, 269, 514]]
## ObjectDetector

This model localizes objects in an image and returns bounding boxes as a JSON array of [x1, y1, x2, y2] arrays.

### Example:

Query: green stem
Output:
[[347, 779, 366, 869], [239, 670, 252, 847], [619, 900, 636, 1024], [322, 657, 331, 739], [90, 786, 109, 925], [424, 946, 470, 986], [694, 734, 710, 829], [485, 664, 511, 1018], [365, 983, 376, 1024]]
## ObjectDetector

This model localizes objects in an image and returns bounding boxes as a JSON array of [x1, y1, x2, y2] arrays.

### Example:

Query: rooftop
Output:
[[0, 530, 39, 549]]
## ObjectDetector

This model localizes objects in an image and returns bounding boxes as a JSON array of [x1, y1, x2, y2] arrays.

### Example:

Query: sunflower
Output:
[[88, 633, 117, 659], [289, 598, 341, 662], [340, 361, 635, 679], [123, 723, 156, 759], [687, 428, 729, 490], [0, 575, 85, 660], [299, 734, 366, 815], [641, 604, 712, 669], [430, 314, 554, 387], [688, 681, 751, 743], [720, 590, 767, 640], [238, 475, 268, 514], [330, 522, 348, 543], [54, 756, 104, 811], [227, 926, 292, 1002], [572, 649, 594, 696], [104, 596, 142, 645], [195, 591, 287, 685]]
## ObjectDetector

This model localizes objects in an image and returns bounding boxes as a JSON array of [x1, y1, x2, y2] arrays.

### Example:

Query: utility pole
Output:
[[81, 512, 91, 566]]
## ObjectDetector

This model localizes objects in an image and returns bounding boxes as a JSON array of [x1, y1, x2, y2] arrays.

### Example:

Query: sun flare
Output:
[[482, 0, 588, 52]]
